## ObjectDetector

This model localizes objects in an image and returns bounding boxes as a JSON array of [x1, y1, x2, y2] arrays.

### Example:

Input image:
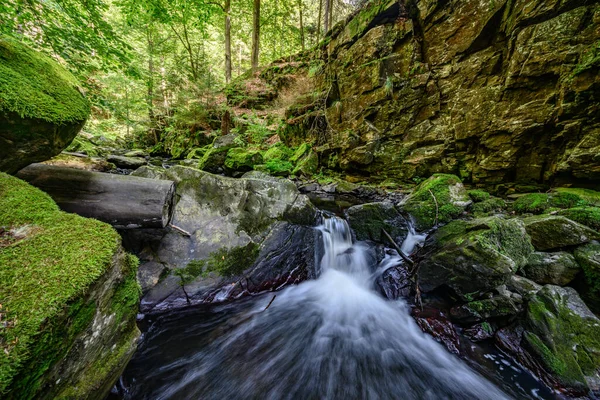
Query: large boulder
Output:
[[523, 285, 600, 394], [345, 201, 408, 244], [418, 216, 533, 300], [0, 172, 140, 399], [521, 251, 581, 286], [0, 35, 90, 174], [523, 215, 600, 251], [401, 174, 471, 231], [125, 166, 317, 312]]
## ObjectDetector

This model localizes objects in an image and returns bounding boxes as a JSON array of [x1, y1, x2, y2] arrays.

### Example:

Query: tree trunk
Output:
[[224, 0, 232, 83], [328, 0, 334, 32], [221, 110, 231, 135], [16, 164, 176, 229], [298, 0, 305, 51], [324, 0, 330, 33], [146, 28, 158, 144], [316, 0, 323, 44], [251, 0, 260, 71]]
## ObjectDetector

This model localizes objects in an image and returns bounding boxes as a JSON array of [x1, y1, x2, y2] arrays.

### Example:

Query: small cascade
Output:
[[401, 219, 428, 256]]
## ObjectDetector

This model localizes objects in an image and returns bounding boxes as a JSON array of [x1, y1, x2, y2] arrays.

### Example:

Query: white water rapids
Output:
[[135, 216, 510, 400]]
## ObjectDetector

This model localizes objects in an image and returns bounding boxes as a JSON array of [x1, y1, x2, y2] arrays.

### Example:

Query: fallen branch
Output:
[[169, 224, 191, 237], [382, 228, 414, 267], [428, 189, 439, 226], [263, 294, 277, 311]]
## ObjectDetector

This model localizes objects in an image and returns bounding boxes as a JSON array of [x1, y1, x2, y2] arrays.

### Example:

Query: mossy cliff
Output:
[[0, 35, 90, 174], [273, 0, 600, 187], [0, 173, 140, 399]]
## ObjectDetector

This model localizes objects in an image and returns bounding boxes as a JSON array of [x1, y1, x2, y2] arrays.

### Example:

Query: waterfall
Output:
[[126, 216, 512, 400]]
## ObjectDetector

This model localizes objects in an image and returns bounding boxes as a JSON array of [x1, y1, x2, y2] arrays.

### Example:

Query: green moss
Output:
[[555, 188, 600, 206], [179, 242, 260, 281], [186, 145, 212, 160], [65, 136, 101, 157], [263, 159, 294, 176], [224, 147, 263, 171], [110, 254, 141, 327], [0, 172, 128, 396], [262, 143, 294, 162], [468, 189, 491, 202], [472, 197, 507, 216], [557, 207, 600, 231], [403, 174, 469, 230], [0, 35, 89, 124], [512, 193, 551, 214], [513, 190, 592, 214], [574, 243, 600, 298]]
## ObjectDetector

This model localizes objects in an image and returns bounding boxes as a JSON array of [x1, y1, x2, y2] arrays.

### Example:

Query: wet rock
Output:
[[345, 201, 409, 244], [401, 174, 471, 231], [464, 323, 495, 342], [375, 264, 411, 300], [521, 251, 581, 286], [450, 295, 522, 323], [107, 155, 147, 169], [523, 215, 600, 251], [0, 36, 90, 174], [298, 182, 319, 193], [419, 217, 533, 300], [412, 307, 460, 355], [506, 275, 542, 299]]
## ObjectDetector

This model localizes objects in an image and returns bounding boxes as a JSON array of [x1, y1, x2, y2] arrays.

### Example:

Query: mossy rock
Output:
[[521, 251, 581, 286], [224, 147, 263, 172], [557, 207, 600, 231], [262, 143, 294, 162], [419, 216, 533, 300], [554, 188, 600, 206], [574, 243, 600, 314], [292, 150, 318, 177], [512, 191, 590, 215], [0, 35, 90, 174], [345, 202, 408, 244], [402, 174, 471, 231], [186, 145, 212, 160], [524, 285, 600, 393], [468, 189, 491, 202], [0, 172, 140, 399], [523, 215, 600, 251], [450, 295, 522, 323], [471, 197, 507, 216]]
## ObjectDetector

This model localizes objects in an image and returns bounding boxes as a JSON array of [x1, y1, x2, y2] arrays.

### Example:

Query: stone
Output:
[[126, 166, 317, 312], [124, 149, 147, 158], [418, 217, 534, 300], [450, 295, 523, 323], [107, 155, 147, 169], [557, 207, 600, 232], [345, 201, 408, 244], [507, 275, 542, 299], [401, 174, 471, 231], [0, 172, 139, 399], [198, 134, 239, 173], [523, 285, 600, 394], [573, 243, 600, 314], [0, 35, 90, 174], [224, 147, 263, 172], [42, 153, 115, 172], [523, 215, 600, 251], [521, 251, 581, 286]]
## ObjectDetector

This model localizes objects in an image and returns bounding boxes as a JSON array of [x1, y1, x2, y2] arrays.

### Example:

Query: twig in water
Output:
[[428, 189, 439, 226], [169, 224, 191, 237], [263, 294, 277, 311], [381, 228, 414, 267]]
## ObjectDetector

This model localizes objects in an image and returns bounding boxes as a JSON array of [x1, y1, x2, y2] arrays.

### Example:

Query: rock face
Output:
[[418, 216, 533, 299], [574, 243, 600, 314], [281, 0, 600, 187], [0, 173, 140, 399], [125, 166, 318, 312], [0, 35, 90, 174]]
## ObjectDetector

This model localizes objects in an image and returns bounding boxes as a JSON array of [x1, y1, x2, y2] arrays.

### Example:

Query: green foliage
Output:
[[0, 173, 132, 395], [0, 35, 90, 124], [246, 122, 274, 144]]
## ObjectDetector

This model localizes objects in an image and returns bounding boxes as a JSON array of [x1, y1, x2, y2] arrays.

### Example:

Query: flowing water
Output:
[[118, 216, 556, 400]]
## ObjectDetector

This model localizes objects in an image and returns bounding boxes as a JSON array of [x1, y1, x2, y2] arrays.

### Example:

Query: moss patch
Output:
[[0, 35, 89, 124], [0, 172, 124, 395], [181, 242, 260, 280], [468, 189, 491, 202], [557, 207, 600, 231]]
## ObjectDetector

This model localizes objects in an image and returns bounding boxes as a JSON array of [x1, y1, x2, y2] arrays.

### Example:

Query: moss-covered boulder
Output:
[[521, 251, 581, 286], [450, 295, 523, 323], [0, 35, 90, 174], [198, 134, 239, 173], [127, 166, 317, 312], [574, 243, 600, 314], [419, 217, 533, 300], [0, 173, 140, 399], [557, 207, 600, 232], [224, 147, 263, 172], [401, 174, 471, 231], [523, 285, 600, 393], [512, 191, 589, 214], [345, 202, 408, 244], [523, 215, 600, 251], [471, 197, 507, 216]]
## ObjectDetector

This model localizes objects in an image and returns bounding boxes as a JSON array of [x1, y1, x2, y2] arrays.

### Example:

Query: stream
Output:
[[114, 216, 557, 400]]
